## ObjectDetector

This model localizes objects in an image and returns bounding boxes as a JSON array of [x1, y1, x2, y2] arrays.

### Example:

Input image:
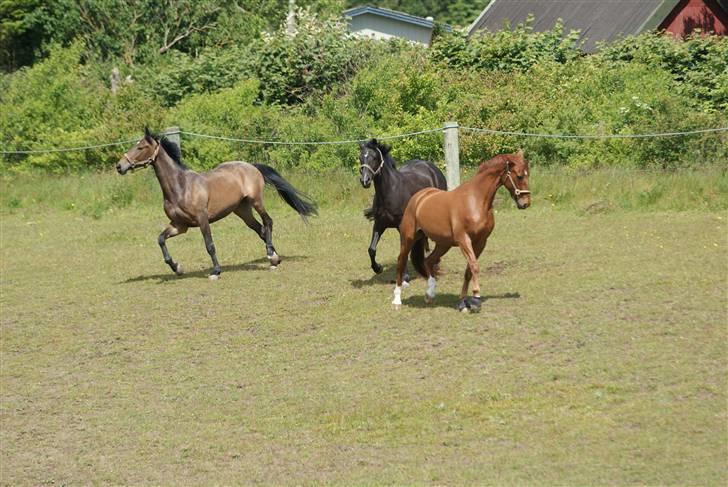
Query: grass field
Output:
[[1, 169, 727, 485]]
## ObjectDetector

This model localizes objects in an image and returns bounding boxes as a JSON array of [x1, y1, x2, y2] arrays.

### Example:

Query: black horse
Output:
[[358, 138, 448, 281]]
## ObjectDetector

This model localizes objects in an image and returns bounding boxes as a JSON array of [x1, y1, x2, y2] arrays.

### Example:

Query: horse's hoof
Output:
[[392, 303, 401, 310], [268, 254, 281, 267], [209, 273, 220, 281], [424, 294, 434, 304], [457, 299, 470, 313], [269, 265, 278, 270], [402, 280, 411, 288], [460, 307, 470, 314], [175, 264, 184, 276], [372, 264, 383, 274], [468, 296, 482, 313]]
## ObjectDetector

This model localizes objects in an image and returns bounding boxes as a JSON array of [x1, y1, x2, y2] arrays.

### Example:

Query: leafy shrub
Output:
[[249, 8, 371, 105], [0, 42, 165, 172], [139, 48, 254, 108], [596, 32, 728, 112], [431, 18, 582, 71]]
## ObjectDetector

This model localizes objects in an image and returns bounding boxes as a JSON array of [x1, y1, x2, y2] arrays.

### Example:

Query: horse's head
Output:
[[358, 139, 386, 188], [502, 151, 531, 209], [116, 127, 160, 175]]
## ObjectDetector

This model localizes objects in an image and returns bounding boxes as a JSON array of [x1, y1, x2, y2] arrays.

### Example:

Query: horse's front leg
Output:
[[158, 223, 187, 275], [457, 235, 486, 313], [368, 224, 385, 274], [198, 217, 221, 279]]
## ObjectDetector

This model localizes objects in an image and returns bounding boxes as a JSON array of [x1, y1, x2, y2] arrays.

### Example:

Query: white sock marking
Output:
[[392, 286, 402, 306], [426, 276, 437, 299]]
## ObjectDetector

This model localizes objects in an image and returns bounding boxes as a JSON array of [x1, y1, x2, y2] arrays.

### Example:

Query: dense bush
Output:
[[135, 8, 375, 108], [248, 8, 373, 105], [0, 43, 163, 172], [138, 48, 254, 107], [596, 32, 728, 113], [430, 18, 582, 71]]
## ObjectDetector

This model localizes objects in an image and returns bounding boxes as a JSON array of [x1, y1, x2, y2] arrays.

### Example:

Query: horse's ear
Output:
[[371, 138, 378, 146], [143, 126, 153, 142]]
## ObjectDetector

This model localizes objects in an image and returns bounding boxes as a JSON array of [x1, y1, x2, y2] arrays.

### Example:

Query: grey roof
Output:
[[467, 0, 682, 52], [344, 5, 451, 31]]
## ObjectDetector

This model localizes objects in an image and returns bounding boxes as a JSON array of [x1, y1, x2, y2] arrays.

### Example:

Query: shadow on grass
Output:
[[402, 291, 521, 310], [120, 255, 309, 283], [349, 264, 424, 288]]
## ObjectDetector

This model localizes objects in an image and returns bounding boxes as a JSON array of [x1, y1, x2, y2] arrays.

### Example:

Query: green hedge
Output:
[[1, 20, 726, 173]]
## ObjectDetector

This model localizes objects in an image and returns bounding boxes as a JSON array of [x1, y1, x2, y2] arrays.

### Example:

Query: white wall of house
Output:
[[348, 13, 434, 45]]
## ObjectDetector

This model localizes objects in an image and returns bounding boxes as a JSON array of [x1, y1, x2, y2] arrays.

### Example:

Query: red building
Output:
[[659, 0, 728, 37]]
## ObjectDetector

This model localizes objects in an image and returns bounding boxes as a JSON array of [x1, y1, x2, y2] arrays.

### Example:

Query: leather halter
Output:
[[122, 141, 160, 171], [360, 147, 386, 178], [505, 161, 530, 197]]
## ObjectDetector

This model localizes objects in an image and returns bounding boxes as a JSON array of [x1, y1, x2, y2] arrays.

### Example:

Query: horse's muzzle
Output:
[[116, 164, 129, 175], [517, 197, 530, 209], [360, 177, 371, 189]]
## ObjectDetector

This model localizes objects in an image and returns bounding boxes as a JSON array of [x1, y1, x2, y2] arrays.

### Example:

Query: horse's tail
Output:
[[410, 235, 429, 278], [253, 164, 318, 221]]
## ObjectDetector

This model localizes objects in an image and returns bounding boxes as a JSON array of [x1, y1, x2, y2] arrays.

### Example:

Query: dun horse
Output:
[[116, 128, 317, 279], [359, 139, 447, 282], [392, 152, 531, 312]]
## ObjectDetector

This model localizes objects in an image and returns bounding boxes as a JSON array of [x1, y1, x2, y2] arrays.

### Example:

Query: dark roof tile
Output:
[[468, 0, 678, 52]]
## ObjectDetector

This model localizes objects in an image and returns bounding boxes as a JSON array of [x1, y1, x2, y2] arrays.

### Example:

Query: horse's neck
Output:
[[471, 161, 506, 210], [152, 150, 186, 202], [373, 156, 401, 195]]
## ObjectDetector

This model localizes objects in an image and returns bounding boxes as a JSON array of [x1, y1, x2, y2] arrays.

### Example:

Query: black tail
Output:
[[253, 164, 318, 221], [411, 236, 428, 278], [363, 207, 375, 221]]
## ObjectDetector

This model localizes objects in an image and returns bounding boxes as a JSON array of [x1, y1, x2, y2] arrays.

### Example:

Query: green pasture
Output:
[[1, 169, 726, 485]]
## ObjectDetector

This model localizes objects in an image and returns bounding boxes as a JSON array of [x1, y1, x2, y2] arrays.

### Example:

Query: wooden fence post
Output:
[[444, 121, 460, 189], [165, 126, 181, 150]]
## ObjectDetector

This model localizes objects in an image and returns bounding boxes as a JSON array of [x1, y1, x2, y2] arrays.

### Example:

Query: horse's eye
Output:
[[517, 175, 524, 180]]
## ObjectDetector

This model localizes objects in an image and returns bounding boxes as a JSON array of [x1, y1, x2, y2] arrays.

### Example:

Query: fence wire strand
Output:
[[178, 128, 444, 146], [1, 125, 727, 155], [0, 137, 142, 155], [460, 126, 728, 139]]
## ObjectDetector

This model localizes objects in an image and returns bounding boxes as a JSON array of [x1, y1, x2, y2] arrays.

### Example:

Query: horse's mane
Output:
[[478, 152, 522, 173], [364, 138, 396, 168], [151, 131, 188, 169]]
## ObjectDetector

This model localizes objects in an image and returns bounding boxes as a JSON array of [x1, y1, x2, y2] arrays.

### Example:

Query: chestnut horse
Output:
[[392, 152, 531, 312], [116, 128, 317, 279]]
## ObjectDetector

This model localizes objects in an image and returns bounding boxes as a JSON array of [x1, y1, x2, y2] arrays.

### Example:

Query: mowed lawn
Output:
[[1, 195, 726, 484]]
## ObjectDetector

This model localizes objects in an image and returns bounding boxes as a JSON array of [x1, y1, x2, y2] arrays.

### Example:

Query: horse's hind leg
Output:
[[158, 223, 188, 275], [392, 221, 417, 309], [423, 243, 450, 304], [250, 199, 281, 267], [234, 202, 271, 247]]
